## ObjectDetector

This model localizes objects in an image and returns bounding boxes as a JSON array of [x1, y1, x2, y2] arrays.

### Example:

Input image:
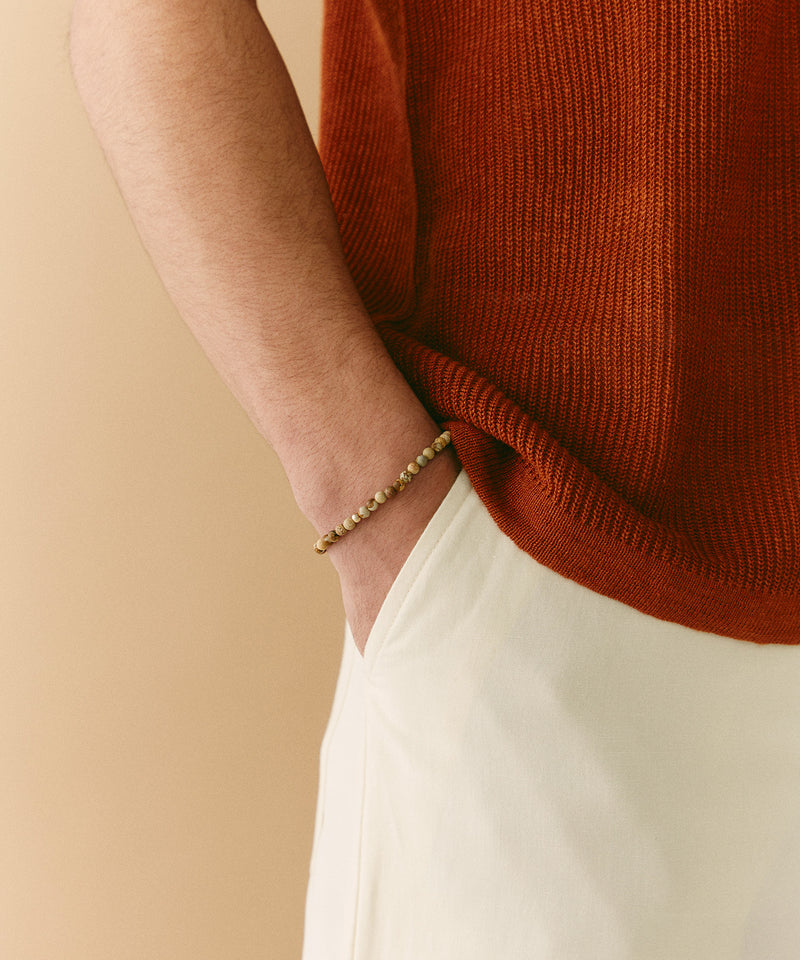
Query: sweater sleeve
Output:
[[319, 0, 417, 319]]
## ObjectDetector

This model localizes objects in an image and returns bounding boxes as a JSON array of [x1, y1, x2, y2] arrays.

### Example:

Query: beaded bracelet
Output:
[[313, 430, 452, 555]]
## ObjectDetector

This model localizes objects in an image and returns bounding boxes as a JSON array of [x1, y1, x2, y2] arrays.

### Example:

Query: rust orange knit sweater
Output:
[[319, 0, 800, 644]]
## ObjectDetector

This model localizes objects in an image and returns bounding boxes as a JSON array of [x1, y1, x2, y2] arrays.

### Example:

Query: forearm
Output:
[[69, 0, 458, 647], [69, 0, 346, 396], [69, 0, 438, 507]]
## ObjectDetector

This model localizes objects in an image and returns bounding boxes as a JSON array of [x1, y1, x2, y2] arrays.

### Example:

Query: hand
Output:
[[328, 446, 461, 655]]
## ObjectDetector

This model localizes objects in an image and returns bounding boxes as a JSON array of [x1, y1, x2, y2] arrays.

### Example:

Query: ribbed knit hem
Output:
[[454, 425, 799, 646]]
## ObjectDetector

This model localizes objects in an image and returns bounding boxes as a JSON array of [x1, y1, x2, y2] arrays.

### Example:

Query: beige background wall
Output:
[[1, 2, 343, 957]]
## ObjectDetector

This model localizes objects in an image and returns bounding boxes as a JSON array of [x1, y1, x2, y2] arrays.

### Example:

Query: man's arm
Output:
[[69, 0, 458, 652]]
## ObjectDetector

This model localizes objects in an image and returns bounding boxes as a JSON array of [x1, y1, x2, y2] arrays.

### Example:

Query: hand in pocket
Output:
[[329, 448, 461, 656]]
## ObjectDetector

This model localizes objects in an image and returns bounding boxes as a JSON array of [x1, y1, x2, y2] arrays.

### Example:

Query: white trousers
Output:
[[302, 469, 800, 960]]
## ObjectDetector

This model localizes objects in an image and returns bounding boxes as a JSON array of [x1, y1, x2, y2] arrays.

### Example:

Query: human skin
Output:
[[69, 0, 459, 653]]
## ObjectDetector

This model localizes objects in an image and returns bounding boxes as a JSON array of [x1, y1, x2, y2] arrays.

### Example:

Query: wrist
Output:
[[264, 322, 449, 529]]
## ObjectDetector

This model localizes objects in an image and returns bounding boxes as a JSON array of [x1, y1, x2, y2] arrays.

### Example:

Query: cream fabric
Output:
[[302, 469, 800, 960]]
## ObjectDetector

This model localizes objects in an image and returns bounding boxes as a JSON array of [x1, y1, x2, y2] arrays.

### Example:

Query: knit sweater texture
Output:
[[319, 0, 800, 644]]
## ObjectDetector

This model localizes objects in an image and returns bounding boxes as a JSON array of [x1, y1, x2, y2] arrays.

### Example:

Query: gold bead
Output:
[[343, 517, 356, 531], [375, 490, 387, 504], [335, 524, 347, 537], [351, 513, 361, 524], [423, 446, 436, 460], [314, 539, 328, 554]]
